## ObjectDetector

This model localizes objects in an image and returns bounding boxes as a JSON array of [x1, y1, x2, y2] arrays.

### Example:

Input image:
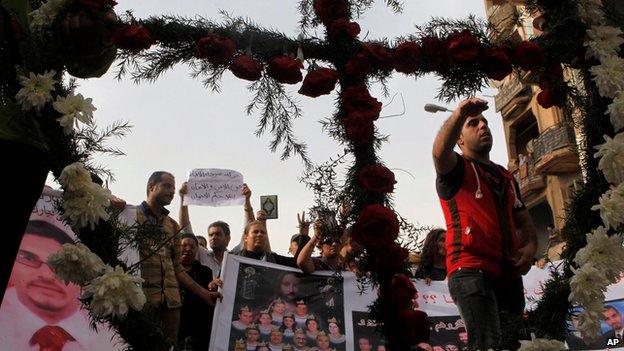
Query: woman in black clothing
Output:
[[415, 228, 447, 283]]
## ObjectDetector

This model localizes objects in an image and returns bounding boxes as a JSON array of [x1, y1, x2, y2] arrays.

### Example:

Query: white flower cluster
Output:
[[607, 93, 624, 132], [578, 0, 604, 25], [47, 243, 106, 285], [591, 184, 624, 230], [517, 333, 567, 351], [15, 70, 56, 111], [574, 226, 624, 279], [54, 93, 97, 135], [59, 162, 111, 229], [29, 0, 69, 32], [585, 26, 624, 61], [83, 265, 146, 318], [574, 0, 624, 342], [595, 133, 624, 184]]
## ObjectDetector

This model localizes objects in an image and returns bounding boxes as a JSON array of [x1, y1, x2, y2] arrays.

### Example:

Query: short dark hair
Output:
[[25, 220, 73, 245], [180, 232, 198, 245], [209, 220, 231, 237], [604, 305, 620, 315], [146, 171, 174, 195]]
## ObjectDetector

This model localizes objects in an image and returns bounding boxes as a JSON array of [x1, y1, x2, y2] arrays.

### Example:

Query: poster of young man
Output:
[[0, 187, 124, 351], [211, 254, 347, 351]]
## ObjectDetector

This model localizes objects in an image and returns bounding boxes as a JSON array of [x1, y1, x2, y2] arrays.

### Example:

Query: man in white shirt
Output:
[[0, 220, 121, 351]]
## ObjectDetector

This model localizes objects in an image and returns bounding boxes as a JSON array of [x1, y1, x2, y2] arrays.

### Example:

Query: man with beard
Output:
[[178, 233, 218, 350], [0, 220, 121, 350], [432, 98, 537, 350], [133, 171, 221, 346]]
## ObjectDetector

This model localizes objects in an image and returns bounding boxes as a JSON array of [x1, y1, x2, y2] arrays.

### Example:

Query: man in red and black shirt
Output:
[[432, 98, 537, 350]]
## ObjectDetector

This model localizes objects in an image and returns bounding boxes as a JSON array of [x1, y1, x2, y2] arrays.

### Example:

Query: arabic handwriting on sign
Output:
[[434, 319, 465, 333], [443, 294, 454, 304], [423, 294, 438, 304]]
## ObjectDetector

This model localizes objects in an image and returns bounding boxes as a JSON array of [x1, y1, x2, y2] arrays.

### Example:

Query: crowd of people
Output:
[[8, 98, 578, 351]]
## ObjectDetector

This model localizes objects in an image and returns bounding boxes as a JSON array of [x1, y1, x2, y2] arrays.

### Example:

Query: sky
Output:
[[56, 0, 508, 255]]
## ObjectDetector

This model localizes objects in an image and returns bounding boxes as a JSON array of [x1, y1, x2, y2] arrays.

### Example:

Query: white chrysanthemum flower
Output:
[[594, 133, 624, 185], [578, 0, 604, 25], [591, 184, 624, 230], [590, 56, 624, 98], [48, 243, 105, 285], [607, 92, 624, 132], [29, 0, 67, 31], [53, 93, 96, 135], [59, 162, 92, 192], [83, 265, 146, 318], [517, 333, 566, 351], [577, 301, 605, 341], [574, 226, 624, 280], [63, 183, 111, 229], [585, 26, 624, 61], [569, 263, 609, 305], [15, 70, 56, 111]]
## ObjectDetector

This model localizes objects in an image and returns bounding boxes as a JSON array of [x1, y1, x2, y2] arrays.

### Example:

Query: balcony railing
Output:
[[513, 157, 546, 202], [494, 74, 530, 112], [533, 124, 580, 174], [533, 124, 576, 161]]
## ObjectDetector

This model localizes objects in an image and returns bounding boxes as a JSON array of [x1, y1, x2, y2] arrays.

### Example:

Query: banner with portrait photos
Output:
[[0, 187, 124, 351], [211, 256, 624, 351]]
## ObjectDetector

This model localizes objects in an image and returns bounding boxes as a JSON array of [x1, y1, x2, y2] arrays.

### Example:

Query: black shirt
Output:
[[240, 249, 298, 268], [179, 260, 214, 351]]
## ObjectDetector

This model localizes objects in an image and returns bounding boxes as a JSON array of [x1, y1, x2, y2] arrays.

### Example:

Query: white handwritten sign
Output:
[[184, 168, 245, 207]]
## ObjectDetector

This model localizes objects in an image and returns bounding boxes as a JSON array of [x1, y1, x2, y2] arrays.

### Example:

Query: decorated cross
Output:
[[2, 0, 623, 349]]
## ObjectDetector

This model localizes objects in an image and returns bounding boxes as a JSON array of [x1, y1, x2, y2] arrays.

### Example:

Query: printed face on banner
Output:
[[567, 298, 624, 350], [213, 257, 346, 350], [0, 189, 124, 351], [184, 168, 245, 207]]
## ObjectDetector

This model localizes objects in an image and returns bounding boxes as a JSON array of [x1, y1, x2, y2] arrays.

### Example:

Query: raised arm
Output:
[[178, 181, 193, 233], [242, 183, 255, 224], [432, 98, 489, 174], [297, 220, 322, 274]]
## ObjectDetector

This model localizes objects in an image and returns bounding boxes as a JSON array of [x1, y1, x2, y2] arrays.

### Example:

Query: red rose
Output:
[[196, 36, 237, 65], [393, 41, 422, 74], [392, 309, 430, 345], [372, 243, 409, 273], [345, 53, 372, 78], [77, 0, 117, 11], [386, 274, 417, 310], [446, 29, 480, 65], [10, 18, 25, 41], [313, 0, 349, 25], [358, 164, 396, 193], [352, 204, 400, 249], [342, 112, 375, 144], [537, 88, 564, 109], [420, 36, 448, 72], [362, 42, 393, 70], [298, 67, 339, 97], [513, 41, 546, 72], [327, 19, 360, 42], [229, 55, 262, 81], [480, 47, 512, 81], [267, 56, 304, 84], [543, 62, 563, 81], [341, 84, 382, 121], [112, 25, 154, 53]]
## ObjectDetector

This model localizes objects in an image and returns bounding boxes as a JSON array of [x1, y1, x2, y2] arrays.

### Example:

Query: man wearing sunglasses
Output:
[[0, 220, 121, 350]]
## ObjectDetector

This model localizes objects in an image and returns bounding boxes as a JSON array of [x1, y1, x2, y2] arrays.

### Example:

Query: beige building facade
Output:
[[484, 0, 582, 256]]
